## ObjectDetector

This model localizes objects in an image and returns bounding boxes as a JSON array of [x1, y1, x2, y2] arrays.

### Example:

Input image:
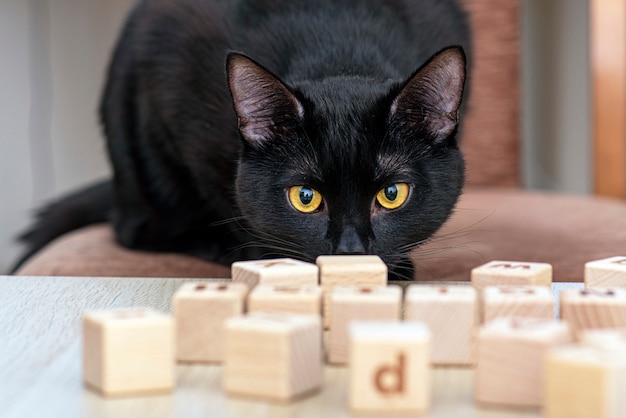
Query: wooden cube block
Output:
[[579, 327, 626, 348], [223, 312, 322, 402], [471, 260, 552, 293], [83, 308, 174, 397], [328, 285, 402, 364], [404, 284, 478, 365], [482, 285, 555, 323], [231, 258, 319, 290], [317, 255, 388, 328], [560, 288, 626, 335], [349, 321, 431, 413], [248, 284, 322, 316], [173, 282, 247, 363], [544, 344, 626, 418], [585, 256, 626, 288], [475, 317, 572, 408]]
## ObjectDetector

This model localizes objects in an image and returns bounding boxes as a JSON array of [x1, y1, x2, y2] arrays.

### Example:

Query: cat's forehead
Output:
[[286, 77, 406, 186], [296, 77, 394, 153], [297, 76, 393, 117]]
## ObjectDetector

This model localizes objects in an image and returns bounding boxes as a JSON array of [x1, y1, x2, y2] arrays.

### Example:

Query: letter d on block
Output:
[[349, 321, 431, 413], [374, 353, 405, 394]]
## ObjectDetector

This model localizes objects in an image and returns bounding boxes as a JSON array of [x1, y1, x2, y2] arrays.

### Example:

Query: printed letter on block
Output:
[[471, 261, 552, 293], [349, 321, 431, 413]]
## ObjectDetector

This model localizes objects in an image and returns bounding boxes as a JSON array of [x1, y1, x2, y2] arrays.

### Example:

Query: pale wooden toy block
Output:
[[82, 308, 175, 397], [579, 327, 626, 348], [327, 285, 402, 364], [173, 282, 247, 363], [404, 284, 478, 365], [231, 258, 319, 290], [223, 312, 322, 402], [471, 260, 552, 293], [474, 317, 572, 408], [247, 284, 322, 316], [560, 288, 626, 335], [316, 255, 388, 328], [544, 344, 626, 418], [482, 285, 555, 324], [349, 321, 431, 413], [585, 256, 626, 288]]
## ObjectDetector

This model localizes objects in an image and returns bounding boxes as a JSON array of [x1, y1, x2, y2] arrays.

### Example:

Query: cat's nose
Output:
[[334, 225, 366, 255]]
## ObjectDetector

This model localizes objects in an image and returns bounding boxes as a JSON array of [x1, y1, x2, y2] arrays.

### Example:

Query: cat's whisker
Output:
[[208, 216, 248, 227], [250, 231, 306, 250], [225, 227, 311, 261], [395, 209, 496, 254], [384, 263, 414, 281]]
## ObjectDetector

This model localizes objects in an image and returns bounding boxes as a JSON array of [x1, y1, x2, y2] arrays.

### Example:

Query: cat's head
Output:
[[227, 47, 466, 277]]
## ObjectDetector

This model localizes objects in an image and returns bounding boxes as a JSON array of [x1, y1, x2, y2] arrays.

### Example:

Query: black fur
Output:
[[15, 0, 471, 279]]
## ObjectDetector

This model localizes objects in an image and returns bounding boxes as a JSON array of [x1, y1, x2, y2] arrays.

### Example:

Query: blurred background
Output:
[[0, 0, 594, 273]]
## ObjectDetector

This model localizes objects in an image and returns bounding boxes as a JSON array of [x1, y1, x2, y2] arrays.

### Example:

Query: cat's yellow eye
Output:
[[288, 186, 323, 213], [376, 183, 410, 210]]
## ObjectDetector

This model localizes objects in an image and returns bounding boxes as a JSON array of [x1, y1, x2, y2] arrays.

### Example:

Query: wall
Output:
[[0, 1, 134, 273], [522, 0, 591, 193]]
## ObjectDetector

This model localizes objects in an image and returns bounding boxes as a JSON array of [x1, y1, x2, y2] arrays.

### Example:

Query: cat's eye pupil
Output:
[[300, 187, 314, 205], [384, 185, 398, 201]]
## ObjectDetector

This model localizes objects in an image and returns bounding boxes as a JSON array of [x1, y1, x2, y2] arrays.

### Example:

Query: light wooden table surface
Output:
[[0, 276, 583, 418]]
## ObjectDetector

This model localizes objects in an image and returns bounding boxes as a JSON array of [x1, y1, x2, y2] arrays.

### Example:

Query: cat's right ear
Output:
[[227, 53, 304, 147]]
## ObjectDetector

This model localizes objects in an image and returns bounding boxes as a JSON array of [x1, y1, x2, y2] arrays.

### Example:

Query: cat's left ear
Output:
[[390, 46, 466, 144], [227, 53, 304, 147]]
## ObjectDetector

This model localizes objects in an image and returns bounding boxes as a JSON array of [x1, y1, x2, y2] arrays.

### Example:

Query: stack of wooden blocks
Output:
[[81, 255, 626, 416], [471, 257, 626, 417]]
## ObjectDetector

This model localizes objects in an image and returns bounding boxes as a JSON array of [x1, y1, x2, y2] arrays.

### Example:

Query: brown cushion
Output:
[[414, 188, 626, 282], [15, 188, 626, 282], [15, 225, 230, 278]]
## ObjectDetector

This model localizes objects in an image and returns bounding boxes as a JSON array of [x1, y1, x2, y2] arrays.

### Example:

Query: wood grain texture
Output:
[[223, 312, 323, 401], [544, 344, 626, 418], [231, 258, 319, 290], [591, 0, 626, 198], [585, 256, 626, 288], [173, 282, 247, 363], [0, 276, 579, 418], [317, 255, 388, 328], [327, 285, 401, 364], [349, 321, 431, 413], [404, 284, 478, 365], [471, 261, 553, 293], [560, 288, 626, 335], [83, 308, 175, 396], [482, 285, 554, 324], [248, 284, 322, 316], [474, 318, 572, 408]]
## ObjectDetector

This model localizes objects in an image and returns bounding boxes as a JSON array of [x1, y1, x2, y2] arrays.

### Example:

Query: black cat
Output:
[[15, 0, 471, 280]]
